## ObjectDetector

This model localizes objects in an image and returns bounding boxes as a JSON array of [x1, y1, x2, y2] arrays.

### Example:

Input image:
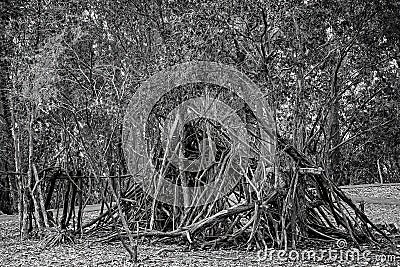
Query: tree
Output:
[[1, 0, 398, 248], [0, 0, 27, 214]]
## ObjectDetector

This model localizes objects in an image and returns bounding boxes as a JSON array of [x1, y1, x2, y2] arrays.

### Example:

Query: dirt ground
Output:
[[1, 187, 400, 267]]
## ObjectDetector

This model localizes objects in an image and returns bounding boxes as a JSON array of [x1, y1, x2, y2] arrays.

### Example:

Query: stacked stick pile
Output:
[[80, 62, 390, 251], [81, 136, 389, 250]]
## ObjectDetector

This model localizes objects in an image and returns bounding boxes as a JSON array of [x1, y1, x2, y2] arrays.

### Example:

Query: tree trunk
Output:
[[0, 53, 18, 213], [33, 164, 49, 227], [327, 52, 346, 185], [60, 180, 71, 229], [329, 96, 343, 184], [66, 174, 77, 228], [9, 94, 27, 239], [76, 170, 83, 231], [45, 171, 58, 209], [27, 110, 44, 232]]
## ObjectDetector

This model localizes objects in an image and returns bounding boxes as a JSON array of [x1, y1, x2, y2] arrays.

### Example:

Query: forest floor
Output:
[[1, 186, 400, 267]]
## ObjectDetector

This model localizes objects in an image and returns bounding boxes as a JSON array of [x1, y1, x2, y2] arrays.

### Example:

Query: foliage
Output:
[[0, 0, 399, 243]]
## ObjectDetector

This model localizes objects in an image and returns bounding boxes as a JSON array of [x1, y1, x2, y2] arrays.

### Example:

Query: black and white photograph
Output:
[[0, 0, 399, 266]]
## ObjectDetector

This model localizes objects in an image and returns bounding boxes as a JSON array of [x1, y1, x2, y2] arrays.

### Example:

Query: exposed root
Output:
[[40, 227, 75, 248], [79, 136, 392, 250]]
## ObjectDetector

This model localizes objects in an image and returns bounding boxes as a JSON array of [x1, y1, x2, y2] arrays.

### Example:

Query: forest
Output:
[[0, 0, 399, 266]]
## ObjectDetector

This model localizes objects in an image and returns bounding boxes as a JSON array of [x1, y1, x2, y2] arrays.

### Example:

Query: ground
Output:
[[1, 186, 400, 267]]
